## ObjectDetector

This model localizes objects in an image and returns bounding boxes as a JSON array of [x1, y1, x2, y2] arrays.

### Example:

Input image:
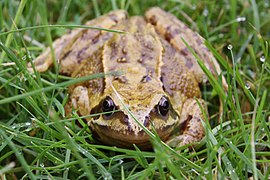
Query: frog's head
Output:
[[89, 76, 179, 149]]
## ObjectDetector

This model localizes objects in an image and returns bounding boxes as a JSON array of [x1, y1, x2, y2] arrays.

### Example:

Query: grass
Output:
[[0, 0, 269, 179]]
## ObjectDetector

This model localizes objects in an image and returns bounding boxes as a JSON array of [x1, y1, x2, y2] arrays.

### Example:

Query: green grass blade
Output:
[[0, 72, 118, 105], [0, 0, 27, 64], [0, 129, 36, 179], [0, 24, 125, 37]]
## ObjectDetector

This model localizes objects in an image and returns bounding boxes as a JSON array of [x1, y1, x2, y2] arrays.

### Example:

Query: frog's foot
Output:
[[166, 134, 199, 147], [166, 98, 207, 147]]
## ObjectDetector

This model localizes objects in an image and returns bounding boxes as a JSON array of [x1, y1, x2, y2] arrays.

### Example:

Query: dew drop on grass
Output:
[[27, 52, 32, 60], [203, 9, 209, 16], [245, 83, 250, 90], [119, 160, 124, 164], [236, 16, 246, 22], [81, 150, 86, 155], [8, 162, 16, 168], [25, 122, 31, 126], [22, 55, 27, 61], [260, 56, 265, 63], [104, 173, 112, 180], [204, 169, 209, 175], [227, 44, 233, 50]]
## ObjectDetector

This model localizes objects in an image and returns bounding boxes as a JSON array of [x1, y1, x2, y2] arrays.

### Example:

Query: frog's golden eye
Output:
[[102, 96, 116, 117], [157, 96, 170, 117]]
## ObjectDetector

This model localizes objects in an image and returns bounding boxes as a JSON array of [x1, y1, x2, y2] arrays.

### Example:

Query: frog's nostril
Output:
[[123, 115, 129, 123], [144, 115, 150, 126], [123, 115, 132, 131]]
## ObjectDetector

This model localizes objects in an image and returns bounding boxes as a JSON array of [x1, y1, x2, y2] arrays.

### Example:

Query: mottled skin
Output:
[[30, 7, 225, 149]]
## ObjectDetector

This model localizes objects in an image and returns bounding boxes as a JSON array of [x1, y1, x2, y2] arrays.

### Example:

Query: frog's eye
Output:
[[102, 96, 116, 117], [157, 96, 170, 117]]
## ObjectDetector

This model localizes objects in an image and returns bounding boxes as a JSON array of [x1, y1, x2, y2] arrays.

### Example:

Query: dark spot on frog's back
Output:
[[141, 75, 151, 83], [138, 51, 152, 64], [180, 47, 189, 56], [164, 25, 181, 42], [76, 46, 88, 62], [92, 34, 100, 44], [61, 50, 71, 60], [114, 76, 128, 83], [88, 79, 104, 93], [109, 42, 118, 60], [81, 29, 100, 40], [122, 47, 127, 54], [137, 58, 143, 63], [110, 41, 117, 49], [148, 15, 157, 25], [143, 41, 154, 51], [117, 57, 127, 63], [185, 60, 193, 69], [196, 37, 203, 46], [109, 12, 127, 23]]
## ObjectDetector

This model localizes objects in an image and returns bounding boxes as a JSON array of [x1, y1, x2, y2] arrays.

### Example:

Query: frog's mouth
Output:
[[89, 109, 178, 149], [90, 122, 174, 149]]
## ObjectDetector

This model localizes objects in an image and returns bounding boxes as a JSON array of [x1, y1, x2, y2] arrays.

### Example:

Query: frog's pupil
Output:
[[102, 97, 115, 116], [158, 96, 170, 116]]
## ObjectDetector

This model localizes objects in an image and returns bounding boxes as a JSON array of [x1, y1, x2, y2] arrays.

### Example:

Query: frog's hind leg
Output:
[[166, 98, 207, 147], [29, 10, 128, 74], [145, 7, 227, 89]]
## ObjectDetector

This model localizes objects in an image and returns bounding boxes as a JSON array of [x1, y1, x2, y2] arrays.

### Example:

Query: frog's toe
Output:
[[166, 134, 201, 148], [166, 98, 207, 148]]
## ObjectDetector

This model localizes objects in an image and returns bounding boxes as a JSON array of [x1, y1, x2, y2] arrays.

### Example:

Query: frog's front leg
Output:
[[65, 86, 90, 117], [166, 98, 207, 147]]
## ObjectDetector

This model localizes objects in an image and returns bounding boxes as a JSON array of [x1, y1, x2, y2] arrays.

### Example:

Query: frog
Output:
[[29, 7, 226, 149]]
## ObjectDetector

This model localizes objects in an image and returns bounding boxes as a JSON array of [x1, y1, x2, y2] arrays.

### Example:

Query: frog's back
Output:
[[102, 16, 163, 88]]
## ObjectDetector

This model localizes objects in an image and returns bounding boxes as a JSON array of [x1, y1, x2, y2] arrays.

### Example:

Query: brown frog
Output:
[[30, 7, 225, 149]]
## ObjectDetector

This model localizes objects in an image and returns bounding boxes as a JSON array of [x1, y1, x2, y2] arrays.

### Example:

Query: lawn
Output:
[[0, 0, 269, 179]]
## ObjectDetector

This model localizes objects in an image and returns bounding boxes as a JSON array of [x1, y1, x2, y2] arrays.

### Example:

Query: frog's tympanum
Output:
[[30, 7, 225, 149]]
